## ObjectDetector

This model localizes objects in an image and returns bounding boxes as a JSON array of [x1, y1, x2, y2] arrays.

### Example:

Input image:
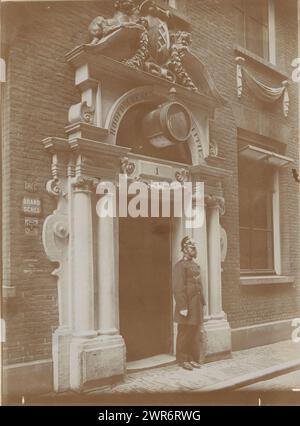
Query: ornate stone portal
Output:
[[42, 0, 231, 392]]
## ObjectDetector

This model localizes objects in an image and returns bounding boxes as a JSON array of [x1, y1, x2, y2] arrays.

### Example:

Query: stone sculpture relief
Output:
[[235, 56, 289, 118], [88, 0, 202, 92]]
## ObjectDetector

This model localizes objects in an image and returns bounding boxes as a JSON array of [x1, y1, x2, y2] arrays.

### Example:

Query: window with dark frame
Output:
[[238, 157, 275, 275], [235, 0, 270, 60]]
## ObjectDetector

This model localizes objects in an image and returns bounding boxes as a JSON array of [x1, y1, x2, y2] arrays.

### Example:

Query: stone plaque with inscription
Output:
[[22, 197, 42, 217]]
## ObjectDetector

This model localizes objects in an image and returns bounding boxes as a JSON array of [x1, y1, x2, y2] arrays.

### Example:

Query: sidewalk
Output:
[[29, 340, 300, 404], [85, 340, 300, 395]]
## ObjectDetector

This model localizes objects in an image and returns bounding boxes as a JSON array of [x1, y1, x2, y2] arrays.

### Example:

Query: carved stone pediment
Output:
[[67, 0, 224, 105]]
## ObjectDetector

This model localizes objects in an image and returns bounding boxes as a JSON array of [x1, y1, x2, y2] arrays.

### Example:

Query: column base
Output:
[[203, 317, 232, 362], [52, 327, 72, 393], [69, 334, 126, 391]]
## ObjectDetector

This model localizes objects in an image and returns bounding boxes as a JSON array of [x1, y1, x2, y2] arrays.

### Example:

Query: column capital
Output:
[[205, 195, 225, 215], [72, 175, 99, 192]]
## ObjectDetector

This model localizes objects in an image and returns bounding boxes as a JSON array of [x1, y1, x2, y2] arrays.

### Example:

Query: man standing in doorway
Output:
[[173, 236, 206, 370]]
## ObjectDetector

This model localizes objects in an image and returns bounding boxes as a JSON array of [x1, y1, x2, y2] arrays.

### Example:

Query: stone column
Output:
[[69, 175, 100, 390], [206, 196, 224, 319], [96, 193, 118, 336], [71, 176, 97, 337], [68, 175, 126, 391]]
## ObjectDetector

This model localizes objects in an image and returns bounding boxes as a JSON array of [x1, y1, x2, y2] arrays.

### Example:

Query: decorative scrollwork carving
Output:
[[124, 17, 150, 70], [175, 168, 189, 183], [209, 141, 219, 157], [144, 61, 176, 83], [54, 222, 69, 240], [167, 31, 198, 92], [120, 157, 136, 176], [46, 178, 66, 198]]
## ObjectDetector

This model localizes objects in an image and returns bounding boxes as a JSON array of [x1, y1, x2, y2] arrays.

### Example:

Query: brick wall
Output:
[[2, 1, 113, 365], [185, 0, 300, 328], [2, 0, 300, 365]]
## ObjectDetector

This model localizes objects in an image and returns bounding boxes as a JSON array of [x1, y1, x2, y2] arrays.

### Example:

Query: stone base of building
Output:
[[204, 318, 232, 361], [69, 334, 126, 391], [52, 327, 72, 392], [4, 319, 296, 398], [2, 359, 53, 402], [232, 318, 295, 351]]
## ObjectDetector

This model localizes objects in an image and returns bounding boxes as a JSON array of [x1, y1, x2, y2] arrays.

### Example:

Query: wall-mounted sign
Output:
[[138, 160, 174, 180], [24, 181, 39, 193], [22, 197, 42, 217], [24, 218, 39, 236]]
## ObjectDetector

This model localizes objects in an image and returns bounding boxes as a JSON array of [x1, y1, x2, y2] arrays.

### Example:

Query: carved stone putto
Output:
[[89, 0, 144, 44], [68, 101, 95, 124]]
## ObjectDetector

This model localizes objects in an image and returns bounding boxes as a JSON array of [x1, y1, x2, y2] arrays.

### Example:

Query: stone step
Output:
[[126, 354, 176, 373]]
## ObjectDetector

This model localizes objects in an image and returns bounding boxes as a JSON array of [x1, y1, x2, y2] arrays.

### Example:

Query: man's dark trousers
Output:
[[176, 324, 202, 363]]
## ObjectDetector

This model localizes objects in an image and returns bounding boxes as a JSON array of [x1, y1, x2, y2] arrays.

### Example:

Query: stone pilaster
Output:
[[203, 195, 232, 360], [206, 195, 225, 319], [42, 138, 72, 393]]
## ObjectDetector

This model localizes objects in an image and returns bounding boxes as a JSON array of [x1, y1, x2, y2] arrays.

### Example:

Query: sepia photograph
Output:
[[0, 0, 300, 410]]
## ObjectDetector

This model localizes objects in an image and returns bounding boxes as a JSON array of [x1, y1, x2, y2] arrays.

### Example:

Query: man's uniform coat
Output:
[[173, 259, 206, 325]]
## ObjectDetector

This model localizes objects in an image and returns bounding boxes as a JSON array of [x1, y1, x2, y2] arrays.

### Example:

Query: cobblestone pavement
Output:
[[86, 340, 300, 395]]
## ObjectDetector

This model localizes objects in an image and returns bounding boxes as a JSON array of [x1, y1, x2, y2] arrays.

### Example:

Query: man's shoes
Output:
[[189, 361, 201, 369], [179, 361, 193, 371]]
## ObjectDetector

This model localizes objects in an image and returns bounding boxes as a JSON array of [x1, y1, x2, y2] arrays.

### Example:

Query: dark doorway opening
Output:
[[119, 217, 173, 362]]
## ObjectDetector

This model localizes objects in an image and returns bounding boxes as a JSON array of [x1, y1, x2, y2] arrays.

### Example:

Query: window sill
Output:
[[3, 286, 16, 298], [240, 275, 295, 286], [234, 45, 289, 80]]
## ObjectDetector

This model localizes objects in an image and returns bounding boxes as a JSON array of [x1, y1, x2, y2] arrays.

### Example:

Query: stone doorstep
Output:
[[200, 359, 300, 392], [126, 354, 176, 373]]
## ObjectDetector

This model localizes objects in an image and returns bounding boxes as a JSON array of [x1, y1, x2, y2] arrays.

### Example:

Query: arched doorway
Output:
[[115, 92, 195, 363]]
